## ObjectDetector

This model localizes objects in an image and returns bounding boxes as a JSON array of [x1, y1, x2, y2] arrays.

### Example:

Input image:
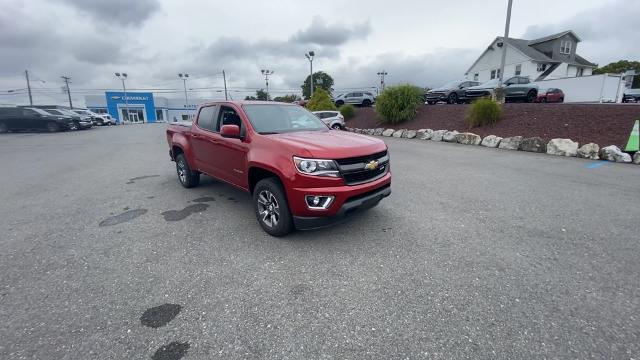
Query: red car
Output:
[[535, 88, 564, 103], [166, 101, 391, 236]]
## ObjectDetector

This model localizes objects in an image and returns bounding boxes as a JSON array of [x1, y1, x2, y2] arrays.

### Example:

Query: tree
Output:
[[594, 60, 640, 87], [306, 88, 337, 111], [301, 71, 334, 99], [273, 94, 302, 103], [244, 89, 269, 101]]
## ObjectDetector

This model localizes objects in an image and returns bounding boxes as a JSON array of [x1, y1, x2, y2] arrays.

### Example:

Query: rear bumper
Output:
[[293, 183, 391, 230]]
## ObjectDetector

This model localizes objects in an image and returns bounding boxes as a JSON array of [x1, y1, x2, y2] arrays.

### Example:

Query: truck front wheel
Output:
[[253, 178, 293, 236], [175, 153, 200, 188]]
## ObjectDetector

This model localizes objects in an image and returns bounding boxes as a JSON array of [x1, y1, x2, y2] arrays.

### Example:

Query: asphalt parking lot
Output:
[[1, 124, 638, 359]]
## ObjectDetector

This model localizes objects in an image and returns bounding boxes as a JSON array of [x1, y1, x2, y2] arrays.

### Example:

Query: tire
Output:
[[253, 178, 293, 237], [558, 97, 564, 103], [448, 93, 458, 104], [331, 124, 342, 130], [68, 122, 79, 131], [335, 100, 344, 106], [426, 101, 436, 105], [175, 153, 200, 188], [526, 90, 537, 103], [362, 99, 372, 107], [541, 97, 547, 103], [0, 122, 8, 133], [46, 122, 60, 132]]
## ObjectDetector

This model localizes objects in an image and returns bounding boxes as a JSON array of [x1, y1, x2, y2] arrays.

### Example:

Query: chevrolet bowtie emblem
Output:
[[364, 160, 379, 170]]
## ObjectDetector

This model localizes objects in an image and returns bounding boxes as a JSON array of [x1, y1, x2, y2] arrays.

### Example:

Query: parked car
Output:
[[37, 108, 93, 129], [166, 101, 391, 236], [425, 80, 480, 104], [334, 91, 375, 107], [312, 111, 345, 130], [535, 88, 565, 103], [70, 109, 116, 125], [465, 76, 539, 103], [622, 89, 640, 103], [0, 106, 75, 133]]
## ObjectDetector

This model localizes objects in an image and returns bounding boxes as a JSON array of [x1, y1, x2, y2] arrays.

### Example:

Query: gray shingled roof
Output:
[[528, 30, 582, 45], [573, 54, 597, 67], [500, 37, 554, 62]]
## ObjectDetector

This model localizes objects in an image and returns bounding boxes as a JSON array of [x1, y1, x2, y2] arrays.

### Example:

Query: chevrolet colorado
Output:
[[166, 101, 391, 236]]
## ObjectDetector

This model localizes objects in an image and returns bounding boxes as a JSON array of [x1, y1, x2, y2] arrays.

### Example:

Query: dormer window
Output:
[[560, 40, 572, 54]]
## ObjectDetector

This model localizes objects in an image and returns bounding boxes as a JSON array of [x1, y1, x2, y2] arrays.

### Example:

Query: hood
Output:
[[430, 86, 454, 92], [266, 130, 387, 159]]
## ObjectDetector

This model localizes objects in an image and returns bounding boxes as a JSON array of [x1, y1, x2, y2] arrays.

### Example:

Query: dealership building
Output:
[[84, 92, 204, 123]]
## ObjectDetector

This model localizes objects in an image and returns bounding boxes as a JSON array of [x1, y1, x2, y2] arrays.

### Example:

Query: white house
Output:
[[465, 30, 597, 83]]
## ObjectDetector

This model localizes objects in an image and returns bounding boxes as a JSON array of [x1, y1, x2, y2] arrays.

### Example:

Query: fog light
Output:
[[305, 195, 334, 210]]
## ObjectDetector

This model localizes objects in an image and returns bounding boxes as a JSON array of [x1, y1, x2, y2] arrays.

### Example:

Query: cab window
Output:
[[197, 106, 216, 131]]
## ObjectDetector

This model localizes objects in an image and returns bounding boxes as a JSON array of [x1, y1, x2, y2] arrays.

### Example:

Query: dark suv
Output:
[[465, 76, 538, 103], [425, 80, 480, 104], [0, 106, 73, 133]]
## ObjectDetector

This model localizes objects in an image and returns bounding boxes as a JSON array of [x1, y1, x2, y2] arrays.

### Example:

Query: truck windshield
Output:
[[242, 104, 328, 134]]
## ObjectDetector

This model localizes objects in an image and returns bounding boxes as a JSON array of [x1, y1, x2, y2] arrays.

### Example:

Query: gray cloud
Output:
[[290, 17, 371, 46], [57, 0, 161, 26]]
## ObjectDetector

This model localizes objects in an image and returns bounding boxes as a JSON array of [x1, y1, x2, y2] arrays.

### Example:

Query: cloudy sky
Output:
[[1, 0, 638, 105]]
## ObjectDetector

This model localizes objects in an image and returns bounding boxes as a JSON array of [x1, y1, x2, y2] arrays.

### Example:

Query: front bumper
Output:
[[425, 93, 448, 102], [291, 173, 391, 230]]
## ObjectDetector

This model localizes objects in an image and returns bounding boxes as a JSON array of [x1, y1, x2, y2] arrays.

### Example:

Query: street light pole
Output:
[[222, 70, 228, 101], [261, 69, 274, 100], [377, 70, 388, 93], [178, 73, 190, 113], [305, 51, 315, 98], [496, 0, 513, 102], [115, 72, 129, 125]]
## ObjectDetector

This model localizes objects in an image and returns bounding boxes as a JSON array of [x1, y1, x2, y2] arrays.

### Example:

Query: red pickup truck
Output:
[[166, 101, 391, 236]]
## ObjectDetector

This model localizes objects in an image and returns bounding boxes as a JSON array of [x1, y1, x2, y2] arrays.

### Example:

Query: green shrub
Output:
[[375, 84, 423, 124], [306, 88, 337, 111], [465, 98, 502, 127], [339, 104, 356, 119]]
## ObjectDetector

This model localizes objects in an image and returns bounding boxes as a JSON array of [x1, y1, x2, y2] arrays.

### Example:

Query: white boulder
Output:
[[392, 129, 405, 138], [382, 129, 395, 137], [498, 136, 523, 150], [577, 143, 600, 160], [431, 130, 447, 142], [403, 130, 417, 139], [455, 132, 482, 145], [481, 135, 502, 148], [599, 145, 632, 163], [443, 130, 459, 142], [546, 138, 579, 157]]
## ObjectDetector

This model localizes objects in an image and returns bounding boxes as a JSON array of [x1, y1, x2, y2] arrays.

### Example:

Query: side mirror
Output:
[[220, 124, 241, 139]]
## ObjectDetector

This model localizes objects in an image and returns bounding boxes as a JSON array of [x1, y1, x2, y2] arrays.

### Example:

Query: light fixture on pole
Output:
[[377, 70, 388, 93], [261, 69, 274, 100], [178, 73, 190, 114], [114, 72, 129, 125], [305, 51, 315, 97]]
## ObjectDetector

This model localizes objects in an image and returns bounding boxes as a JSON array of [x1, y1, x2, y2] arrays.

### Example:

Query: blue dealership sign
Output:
[[105, 91, 157, 123]]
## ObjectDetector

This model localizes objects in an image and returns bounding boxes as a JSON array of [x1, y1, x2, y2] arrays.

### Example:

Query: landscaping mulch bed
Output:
[[346, 103, 640, 148]]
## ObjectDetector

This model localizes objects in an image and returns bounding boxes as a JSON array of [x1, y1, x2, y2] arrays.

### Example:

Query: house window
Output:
[[577, 68, 584, 77], [560, 41, 572, 54], [537, 63, 547, 72], [490, 70, 496, 79], [474, 73, 479, 81], [515, 64, 522, 76], [181, 114, 189, 121]]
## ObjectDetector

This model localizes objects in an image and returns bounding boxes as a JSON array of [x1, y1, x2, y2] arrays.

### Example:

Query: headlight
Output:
[[293, 156, 339, 177]]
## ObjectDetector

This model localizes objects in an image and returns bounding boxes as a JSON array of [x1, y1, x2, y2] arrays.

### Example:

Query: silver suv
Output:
[[334, 91, 375, 107]]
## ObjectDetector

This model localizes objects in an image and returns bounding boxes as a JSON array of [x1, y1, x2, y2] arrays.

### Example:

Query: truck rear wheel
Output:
[[175, 153, 200, 188], [253, 178, 293, 237]]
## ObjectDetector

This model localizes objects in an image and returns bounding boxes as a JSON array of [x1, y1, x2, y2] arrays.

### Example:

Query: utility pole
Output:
[[222, 70, 228, 100], [305, 51, 315, 98], [496, 0, 513, 103], [25, 70, 33, 106], [61, 76, 73, 108], [377, 70, 388, 93], [261, 69, 274, 100]]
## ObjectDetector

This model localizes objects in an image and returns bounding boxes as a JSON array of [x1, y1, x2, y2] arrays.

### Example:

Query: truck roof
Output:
[[199, 100, 297, 107]]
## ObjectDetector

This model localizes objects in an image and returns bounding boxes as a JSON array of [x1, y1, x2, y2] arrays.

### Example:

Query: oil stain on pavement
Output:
[[140, 304, 182, 328], [126, 175, 160, 184], [161, 204, 208, 221], [99, 209, 148, 227], [151, 341, 190, 360], [191, 196, 216, 203]]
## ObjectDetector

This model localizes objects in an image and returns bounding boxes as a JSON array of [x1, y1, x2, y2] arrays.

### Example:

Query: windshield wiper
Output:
[[259, 131, 280, 135]]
